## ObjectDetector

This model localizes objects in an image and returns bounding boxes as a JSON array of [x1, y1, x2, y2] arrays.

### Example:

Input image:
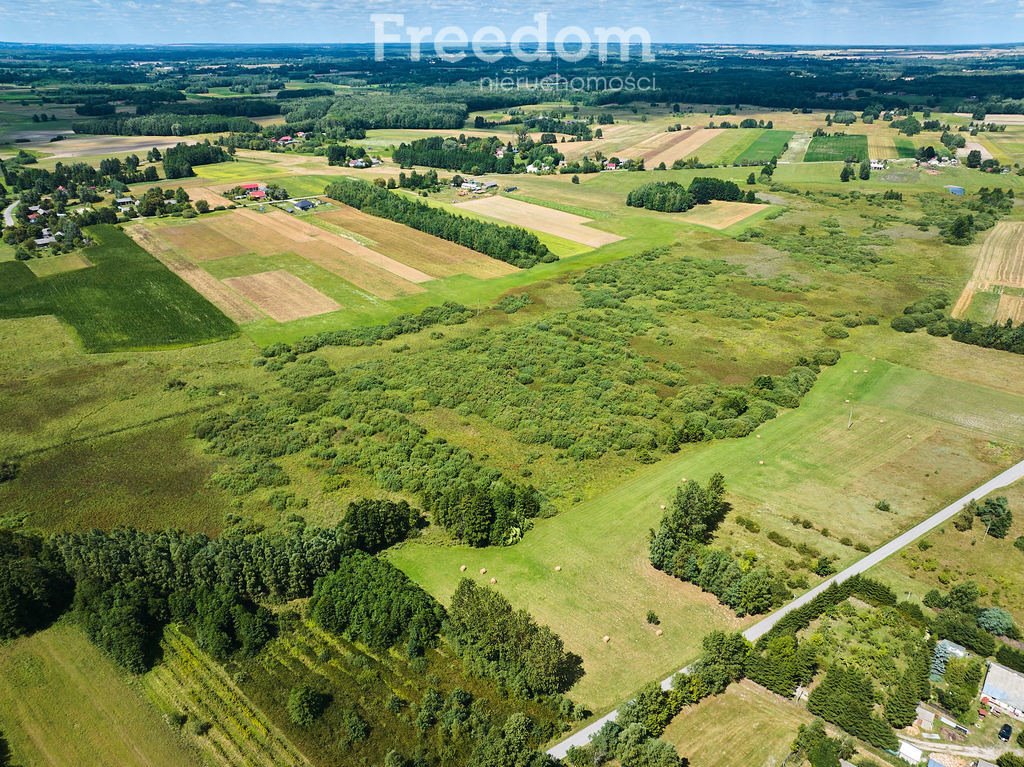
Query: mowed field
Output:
[[674, 200, 771, 230], [662, 680, 813, 767], [952, 221, 1024, 317], [391, 353, 1024, 711], [0, 624, 202, 767], [223, 270, 340, 322], [804, 134, 869, 163], [631, 127, 723, 167], [453, 195, 624, 249]]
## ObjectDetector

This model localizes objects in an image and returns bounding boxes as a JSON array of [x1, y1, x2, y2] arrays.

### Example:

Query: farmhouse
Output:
[[294, 199, 315, 211], [236, 183, 268, 201], [981, 662, 1024, 720]]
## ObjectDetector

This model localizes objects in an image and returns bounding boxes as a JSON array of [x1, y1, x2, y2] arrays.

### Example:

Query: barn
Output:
[[981, 662, 1024, 720]]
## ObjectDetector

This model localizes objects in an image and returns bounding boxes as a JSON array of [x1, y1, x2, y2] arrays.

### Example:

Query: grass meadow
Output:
[[391, 349, 1024, 711], [0, 624, 203, 767], [804, 134, 869, 163], [734, 129, 796, 163]]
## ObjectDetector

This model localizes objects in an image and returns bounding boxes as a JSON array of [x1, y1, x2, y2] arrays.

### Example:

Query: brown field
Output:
[[952, 222, 1024, 317], [223, 270, 341, 321], [996, 293, 1024, 324], [184, 186, 236, 208], [454, 195, 624, 248], [46, 134, 222, 159], [316, 204, 518, 279], [675, 200, 769, 230], [0, 624, 203, 767], [641, 128, 725, 167], [142, 208, 432, 300], [958, 141, 994, 162], [25, 252, 93, 278], [125, 224, 265, 323], [986, 114, 1024, 126]]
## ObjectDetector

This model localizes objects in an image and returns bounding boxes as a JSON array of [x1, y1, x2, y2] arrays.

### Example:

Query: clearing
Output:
[[453, 195, 624, 249], [24, 252, 93, 278], [662, 680, 813, 767], [0, 623, 202, 767], [952, 222, 1024, 318], [675, 200, 770, 230], [223, 270, 341, 322]]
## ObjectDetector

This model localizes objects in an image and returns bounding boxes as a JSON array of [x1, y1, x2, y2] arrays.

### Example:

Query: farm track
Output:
[[547, 457, 1024, 758]]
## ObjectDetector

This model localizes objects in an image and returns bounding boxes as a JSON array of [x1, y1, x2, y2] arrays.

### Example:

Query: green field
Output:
[[663, 680, 813, 767], [0, 624, 203, 767], [693, 129, 765, 165], [804, 134, 869, 163], [895, 136, 918, 158], [391, 351, 1024, 711], [734, 130, 795, 163], [0, 226, 237, 352]]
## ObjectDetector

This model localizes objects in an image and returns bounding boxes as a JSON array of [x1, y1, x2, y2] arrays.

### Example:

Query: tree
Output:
[[840, 164, 854, 182], [194, 199, 210, 214], [747, 172, 756, 185], [966, 149, 982, 168], [287, 684, 330, 726], [977, 607, 1017, 638], [859, 161, 871, 180], [649, 474, 727, 569]]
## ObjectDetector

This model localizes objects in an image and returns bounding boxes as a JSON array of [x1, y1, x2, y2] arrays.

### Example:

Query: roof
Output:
[[295, 199, 314, 210], [249, 190, 267, 199], [983, 663, 1024, 711], [239, 182, 262, 190]]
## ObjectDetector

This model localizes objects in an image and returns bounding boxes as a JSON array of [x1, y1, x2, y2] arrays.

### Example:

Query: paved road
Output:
[[547, 458, 1024, 759], [2, 200, 18, 228]]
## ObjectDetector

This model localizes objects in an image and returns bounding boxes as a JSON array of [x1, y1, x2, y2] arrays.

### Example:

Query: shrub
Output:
[[288, 685, 330, 727]]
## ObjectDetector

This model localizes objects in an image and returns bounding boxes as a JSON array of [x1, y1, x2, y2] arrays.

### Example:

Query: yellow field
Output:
[[952, 222, 1024, 317], [675, 200, 770, 230], [0, 624, 202, 767]]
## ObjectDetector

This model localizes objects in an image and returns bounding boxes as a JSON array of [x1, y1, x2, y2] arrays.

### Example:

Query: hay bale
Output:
[[758, 460, 764, 465], [490, 577, 497, 585], [555, 565, 562, 572], [460, 565, 467, 572], [602, 635, 611, 644], [655, 629, 664, 637], [659, 504, 666, 510], [479, 568, 488, 575]]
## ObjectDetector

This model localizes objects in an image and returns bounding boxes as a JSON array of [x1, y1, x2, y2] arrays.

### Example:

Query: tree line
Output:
[[626, 177, 747, 213], [323, 179, 554, 268], [72, 114, 259, 136]]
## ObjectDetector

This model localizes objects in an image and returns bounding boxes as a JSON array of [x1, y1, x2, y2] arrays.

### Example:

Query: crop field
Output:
[[662, 680, 813, 767], [635, 127, 724, 167], [674, 200, 771, 230], [391, 352, 1024, 711], [804, 134, 869, 163], [313, 203, 518, 279], [453, 195, 624, 249], [0, 225, 237, 352], [952, 222, 1024, 317], [996, 292, 1024, 324], [223, 270, 341, 321], [734, 130, 795, 163], [0, 624, 202, 767], [894, 136, 918, 158], [692, 129, 766, 165], [866, 131, 898, 159], [144, 626, 311, 767]]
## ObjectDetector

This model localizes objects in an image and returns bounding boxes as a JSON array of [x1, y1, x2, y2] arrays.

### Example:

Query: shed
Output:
[[982, 662, 1024, 719], [946, 185, 966, 196], [295, 199, 314, 211], [898, 741, 923, 764]]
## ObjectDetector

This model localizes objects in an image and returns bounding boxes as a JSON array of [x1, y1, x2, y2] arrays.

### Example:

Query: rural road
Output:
[[547, 458, 1024, 759], [2, 200, 18, 228]]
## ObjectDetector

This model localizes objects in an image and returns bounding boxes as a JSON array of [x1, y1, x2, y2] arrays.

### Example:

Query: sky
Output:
[[1, 0, 1023, 47]]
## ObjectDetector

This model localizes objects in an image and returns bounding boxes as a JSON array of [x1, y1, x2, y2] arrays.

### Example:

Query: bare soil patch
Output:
[[675, 200, 769, 230], [223, 270, 341, 321], [641, 128, 724, 167]]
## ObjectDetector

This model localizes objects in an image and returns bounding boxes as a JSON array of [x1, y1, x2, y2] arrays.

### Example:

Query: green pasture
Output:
[[804, 134, 869, 163]]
